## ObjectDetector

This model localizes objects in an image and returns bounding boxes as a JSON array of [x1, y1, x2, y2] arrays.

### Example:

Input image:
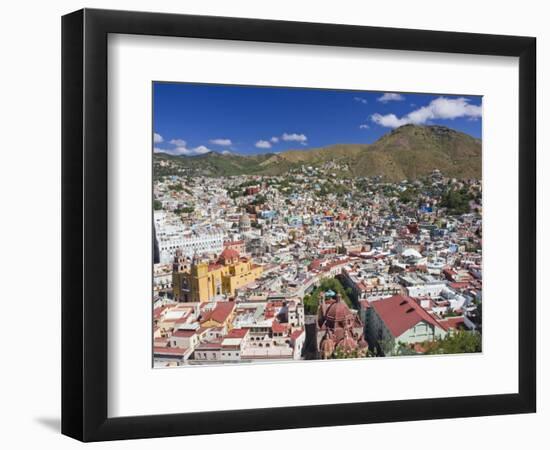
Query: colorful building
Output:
[[366, 295, 447, 355], [316, 293, 368, 359], [173, 248, 263, 303]]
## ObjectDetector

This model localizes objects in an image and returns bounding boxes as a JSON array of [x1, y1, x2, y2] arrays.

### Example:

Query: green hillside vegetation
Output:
[[153, 125, 481, 181]]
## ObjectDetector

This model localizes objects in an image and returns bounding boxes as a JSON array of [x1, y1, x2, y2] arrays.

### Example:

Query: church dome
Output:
[[239, 213, 251, 225], [218, 248, 239, 264], [325, 296, 353, 328], [239, 213, 251, 233]]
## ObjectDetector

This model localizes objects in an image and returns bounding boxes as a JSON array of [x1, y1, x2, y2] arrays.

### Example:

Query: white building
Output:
[[154, 211, 225, 263], [176, 230, 224, 259], [367, 295, 447, 355]]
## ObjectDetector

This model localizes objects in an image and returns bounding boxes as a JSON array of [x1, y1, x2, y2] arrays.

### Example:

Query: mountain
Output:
[[153, 125, 481, 181], [154, 152, 272, 177], [354, 124, 481, 180]]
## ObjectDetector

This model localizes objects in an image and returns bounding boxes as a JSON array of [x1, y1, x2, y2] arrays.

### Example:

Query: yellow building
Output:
[[173, 248, 263, 303]]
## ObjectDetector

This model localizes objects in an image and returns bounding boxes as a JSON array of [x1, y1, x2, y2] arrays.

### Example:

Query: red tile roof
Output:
[[371, 295, 445, 338], [309, 259, 322, 271], [195, 341, 222, 350], [153, 305, 169, 319], [226, 328, 249, 338], [154, 338, 168, 346], [439, 316, 466, 331], [219, 248, 240, 260], [154, 346, 188, 356], [290, 329, 304, 340], [172, 329, 197, 338], [208, 263, 223, 271], [272, 321, 288, 334], [201, 301, 235, 325]]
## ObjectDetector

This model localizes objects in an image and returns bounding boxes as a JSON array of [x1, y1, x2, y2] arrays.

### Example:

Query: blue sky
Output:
[[153, 82, 482, 156]]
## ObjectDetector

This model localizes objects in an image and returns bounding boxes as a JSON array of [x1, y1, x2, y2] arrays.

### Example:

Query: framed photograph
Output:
[[62, 8, 536, 442]]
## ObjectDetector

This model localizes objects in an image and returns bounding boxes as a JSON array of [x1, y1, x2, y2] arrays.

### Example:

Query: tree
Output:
[[303, 294, 316, 315], [303, 278, 353, 314], [153, 199, 163, 210], [398, 189, 415, 204], [175, 206, 194, 214], [424, 330, 481, 355], [440, 188, 472, 215], [169, 183, 183, 192], [331, 347, 371, 359], [250, 194, 267, 205]]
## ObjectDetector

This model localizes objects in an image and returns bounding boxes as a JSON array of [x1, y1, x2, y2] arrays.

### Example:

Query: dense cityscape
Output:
[[153, 161, 482, 367]]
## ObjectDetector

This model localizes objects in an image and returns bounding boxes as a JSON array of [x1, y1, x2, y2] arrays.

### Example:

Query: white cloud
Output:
[[282, 132, 308, 143], [256, 132, 307, 149], [190, 145, 211, 155], [377, 93, 405, 103], [154, 133, 163, 143], [169, 138, 187, 146], [359, 123, 370, 129], [221, 150, 233, 155], [255, 140, 272, 149], [156, 136, 213, 155], [209, 138, 232, 146], [371, 97, 482, 128], [424, 96, 481, 120], [371, 113, 409, 128], [354, 96, 368, 104], [157, 144, 211, 156]]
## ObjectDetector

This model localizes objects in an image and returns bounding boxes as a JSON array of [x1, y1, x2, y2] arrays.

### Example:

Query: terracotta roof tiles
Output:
[[371, 295, 445, 338]]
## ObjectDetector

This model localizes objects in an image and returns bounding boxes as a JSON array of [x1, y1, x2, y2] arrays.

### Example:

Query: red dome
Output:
[[219, 248, 239, 262], [325, 300, 353, 328]]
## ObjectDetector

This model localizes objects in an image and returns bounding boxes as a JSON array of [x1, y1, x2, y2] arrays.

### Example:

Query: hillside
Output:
[[353, 124, 482, 180], [153, 125, 481, 181]]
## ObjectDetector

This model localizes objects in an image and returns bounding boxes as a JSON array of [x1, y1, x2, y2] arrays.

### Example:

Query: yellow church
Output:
[[172, 248, 262, 303]]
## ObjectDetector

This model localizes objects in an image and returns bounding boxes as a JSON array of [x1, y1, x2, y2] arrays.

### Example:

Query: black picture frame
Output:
[[62, 8, 536, 442]]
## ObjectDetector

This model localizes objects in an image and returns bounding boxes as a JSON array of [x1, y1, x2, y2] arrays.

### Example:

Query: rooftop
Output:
[[371, 295, 444, 338]]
